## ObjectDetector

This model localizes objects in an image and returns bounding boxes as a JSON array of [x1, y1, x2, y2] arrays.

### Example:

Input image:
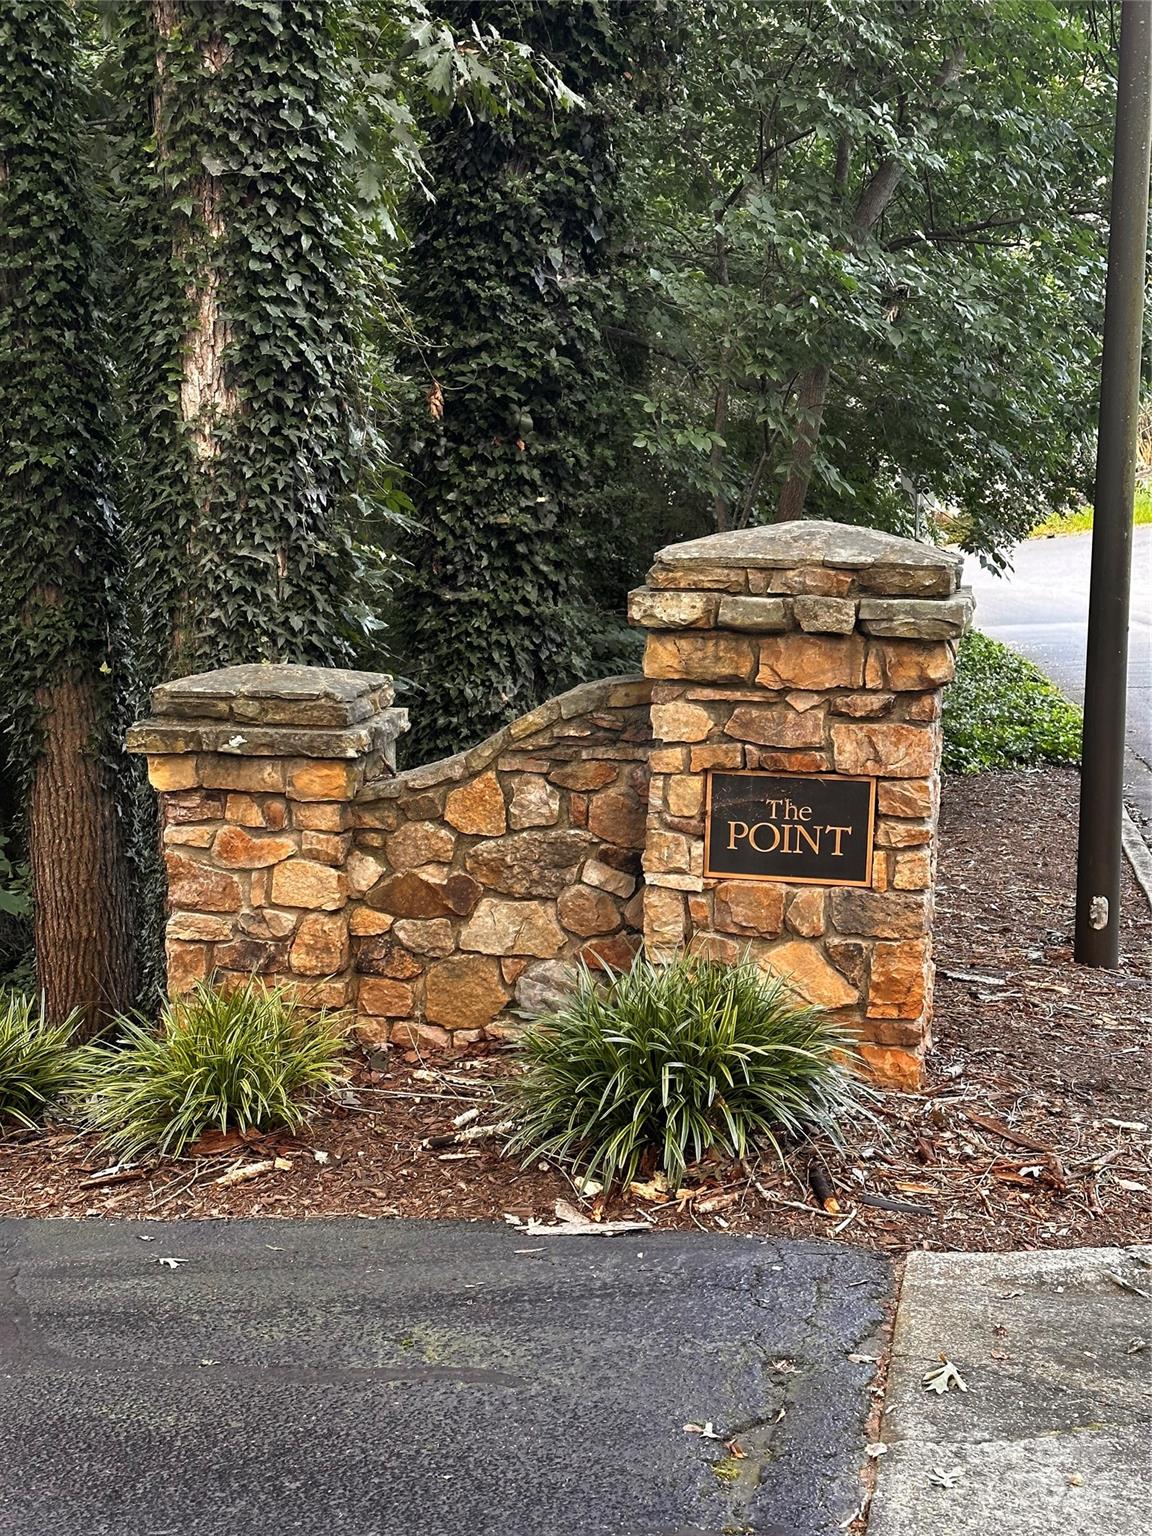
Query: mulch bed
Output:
[[3, 766, 1150, 1255]]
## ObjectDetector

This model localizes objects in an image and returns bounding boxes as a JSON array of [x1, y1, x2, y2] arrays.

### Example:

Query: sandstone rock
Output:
[[649, 746, 686, 773], [876, 778, 935, 818], [224, 793, 288, 829], [166, 912, 234, 942], [269, 858, 347, 911], [648, 564, 745, 591], [286, 759, 356, 801], [211, 825, 297, 869], [785, 888, 825, 938], [238, 909, 298, 940], [424, 956, 511, 1031], [508, 774, 561, 830], [902, 692, 941, 721], [389, 1021, 452, 1053], [547, 760, 617, 791], [197, 755, 285, 793], [830, 692, 894, 719], [643, 829, 692, 875], [665, 775, 704, 819], [627, 588, 716, 628], [148, 756, 199, 792], [459, 898, 566, 958], [715, 595, 790, 631], [792, 596, 857, 634], [687, 932, 742, 964], [393, 918, 455, 957], [557, 884, 620, 937], [581, 859, 635, 898], [387, 820, 456, 869], [826, 939, 868, 987], [465, 829, 593, 898], [290, 912, 350, 976], [643, 886, 686, 948], [830, 889, 929, 939], [865, 639, 955, 690], [875, 818, 932, 848], [723, 704, 826, 748], [644, 632, 757, 683], [358, 976, 415, 1017], [713, 881, 785, 936], [858, 594, 972, 640], [871, 851, 890, 891], [514, 959, 578, 1015], [347, 907, 393, 936], [163, 825, 216, 848], [650, 700, 714, 743], [444, 771, 506, 836], [689, 743, 744, 771], [856, 1042, 924, 1090], [365, 871, 452, 918], [290, 800, 348, 832], [771, 566, 854, 597], [300, 830, 350, 866], [163, 790, 225, 825], [757, 634, 866, 691], [759, 940, 857, 1009], [165, 940, 209, 993], [579, 933, 639, 971], [830, 722, 936, 778], [164, 852, 242, 914], [355, 937, 424, 978], [214, 938, 285, 974], [892, 849, 932, 890], [587, 785, 647, 848], [344, 849, 386, 897]]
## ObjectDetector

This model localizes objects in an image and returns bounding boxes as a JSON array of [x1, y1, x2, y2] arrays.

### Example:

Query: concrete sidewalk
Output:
[[869, 1246, 1152, 1536], [0, 1219, 889, 1536]]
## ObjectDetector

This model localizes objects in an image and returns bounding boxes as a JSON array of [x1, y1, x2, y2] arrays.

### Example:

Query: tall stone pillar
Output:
[[126, 665, 406, 1008], [629, 521, 973, 1088]]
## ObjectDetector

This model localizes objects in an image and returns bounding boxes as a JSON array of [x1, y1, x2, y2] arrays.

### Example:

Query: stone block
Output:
[[902, 692, 941, 721], [830, 692, 894, 719], [758, 940, 857, 1009], [166, 912, 234, 942], [644, 829, 693, 875], [579, 933, 640, 971], [857, 594, 972, 640], [689, 743, 744, 772], [627, 588, 716, 628], [465, 829, 593, 897], [785, 888, 825, 938], [644, 632, 757, 683], [147, 756, 200, 792], [715, 596, 791, 632], [792, 596, 857, 634], [444, 771, 507, 835], [211, 826, 297, 869], [459, 898, 566, 958], [291, 800, 349, 831], [269, 858, 347, 912], [557, 884, 621, 936], [348, 907, 394, 936], [164, 852, 242, 914], [770, 566, 855, 597], [289, 912, 350, 976], [393, 918, 455, 957], [163, 825, 216, 848], [214, 937, 285, 974], [238, 909, 297, 940], [224, 794, 287, 829], [424, 956, 511, 1031], [581, 859, 636, 898], [514, 959, 577, 1015], [587, 785, 647, 847], [651, 700, 714, 743], [165, 939, 209, 994], [648, 564, 746, 592], [830, 722, 936, 778], [723, 703, 826, 748], [300, 831, 350, 866], [197, 755, 286, 794], [830, 889, 929, 939], [876, 778, 936, 818], [746, 749, 829, 774], [508, 774, 561, 829], [713, 881, 785, 936], [875, 818, 932, 848], [866, 639, 955, 690], [547, 759, 617, 790], [665, 775, 704, 819], [355, 937, 423, 978], [358, 977, 415, 1018], [163, 790, 225, 825], [892, 849, 933, 890], [287, 759, 357, 802], [344, 850, 386, 897], [387, 820, 456, 869], [757, 634, 866, 691], [644, 886, 686, 948], [856, 1042, 924, 1089]]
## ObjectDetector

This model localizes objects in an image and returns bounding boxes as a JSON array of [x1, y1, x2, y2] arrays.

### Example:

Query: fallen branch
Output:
[[422, 1119, 514, 1151]]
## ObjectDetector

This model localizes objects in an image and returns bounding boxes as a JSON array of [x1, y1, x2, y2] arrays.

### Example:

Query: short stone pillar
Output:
[[126, 665, 407, 1009], [628, 520, 973, 1088]]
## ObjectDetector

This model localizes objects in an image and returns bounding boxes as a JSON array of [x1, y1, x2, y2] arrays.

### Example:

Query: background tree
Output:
[[392, 0, 667, 761], [0, 0, 134, 1029], [622, 0, 1113, 562]]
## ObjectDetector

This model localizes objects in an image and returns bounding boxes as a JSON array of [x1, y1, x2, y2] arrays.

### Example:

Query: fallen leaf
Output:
[[928, 1466, 964, 1489], [922, 1360, 967, 1394], [866, 1443, 889, 1459], [156, 1257, 187, 1270], [683, 1422, 721, 1440]]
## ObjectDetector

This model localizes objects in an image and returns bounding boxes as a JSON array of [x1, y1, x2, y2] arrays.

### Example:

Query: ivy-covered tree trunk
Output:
[[0, 1, 135, 1029], [394, 2, 641, 762], [116, 0, 372, 687]]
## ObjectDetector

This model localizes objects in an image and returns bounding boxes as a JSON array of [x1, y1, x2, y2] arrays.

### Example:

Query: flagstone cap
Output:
[[650, 519, 963, 597], [149, 664, 394, 728]]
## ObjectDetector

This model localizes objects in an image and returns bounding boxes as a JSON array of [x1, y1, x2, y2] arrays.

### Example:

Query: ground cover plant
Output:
[[505, 955, 863, 1188], [78, 981, 348, 1162], [1029, 485, 1152, 537], [0, 992, 79, 1129], [943, 631, 1082, 775]]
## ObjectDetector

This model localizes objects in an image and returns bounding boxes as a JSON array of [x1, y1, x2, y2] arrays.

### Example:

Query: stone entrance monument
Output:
[[128, 521, 971, 1088]]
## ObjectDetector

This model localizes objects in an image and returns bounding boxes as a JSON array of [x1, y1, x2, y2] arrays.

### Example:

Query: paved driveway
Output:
[[0, 1219, 889, 1536]]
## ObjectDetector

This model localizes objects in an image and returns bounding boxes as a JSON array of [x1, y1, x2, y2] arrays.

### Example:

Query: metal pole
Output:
[[1075, 0, 1152, 966]]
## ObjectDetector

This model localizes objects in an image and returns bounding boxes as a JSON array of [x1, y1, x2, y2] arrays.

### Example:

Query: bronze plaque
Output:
[[704, 770, 876, 887]]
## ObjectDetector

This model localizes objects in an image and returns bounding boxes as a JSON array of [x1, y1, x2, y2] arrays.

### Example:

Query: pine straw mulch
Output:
[[2, 767, 1149, 1256]]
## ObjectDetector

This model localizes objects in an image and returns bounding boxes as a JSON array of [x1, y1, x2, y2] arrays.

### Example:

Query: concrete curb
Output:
[[1121, 807, 1152, 906]]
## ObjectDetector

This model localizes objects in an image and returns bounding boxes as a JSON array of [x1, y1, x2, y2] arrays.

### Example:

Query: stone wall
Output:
[[629, 520, 971, 1087]]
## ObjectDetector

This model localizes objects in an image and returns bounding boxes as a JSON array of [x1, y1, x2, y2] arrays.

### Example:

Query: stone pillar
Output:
[[629, 520, 973, 1088], [126, 665, 407, 1008]]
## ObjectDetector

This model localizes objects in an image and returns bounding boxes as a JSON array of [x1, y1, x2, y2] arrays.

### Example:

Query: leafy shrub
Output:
[[0, 993, 79, 1129], [78, 982, 348, 1161], [943, 631, 1082, 774], [505, 956, 862, 1188]]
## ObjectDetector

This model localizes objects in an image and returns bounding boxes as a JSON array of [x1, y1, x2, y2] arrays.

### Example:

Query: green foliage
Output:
[[506, 955, 862, 1188], [620, 0, 1113, 562], [0, 1, 125, 792], [1030, 486, 1152, 538], [943, 631, 1082, 774], [392, 1, 665, 760], [0, 993, 80, 1129], [78, 981, 348, 1161]]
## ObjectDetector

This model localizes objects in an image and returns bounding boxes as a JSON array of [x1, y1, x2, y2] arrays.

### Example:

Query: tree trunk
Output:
[[28, 664, 134, 1036], [776, 363, 830, 522]]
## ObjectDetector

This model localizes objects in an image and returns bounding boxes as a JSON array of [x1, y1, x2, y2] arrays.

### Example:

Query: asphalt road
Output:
[[0, 1219, 890, 1536], [967, 528, 1152, 812]]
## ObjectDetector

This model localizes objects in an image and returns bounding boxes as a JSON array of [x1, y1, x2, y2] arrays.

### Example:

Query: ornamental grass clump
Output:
[[79, 982, 348, 1162], [506, 955, 862, 1188], [0, 993, 80, 1129]]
